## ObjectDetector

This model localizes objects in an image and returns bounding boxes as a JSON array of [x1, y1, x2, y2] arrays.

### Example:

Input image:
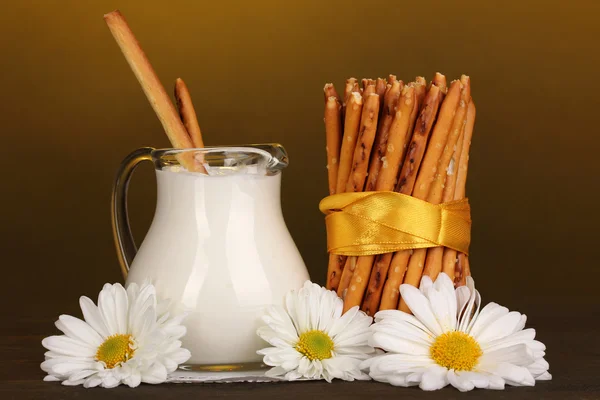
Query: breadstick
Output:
[[324, 96, 343, 195], [423, 77, 471, 281], [337, 256, 355, 298], [396, 81, 462, 312], [375, 78, 387, 98], [174, 78, 205, 148], [359, 87, 417, 315], [456, 253, 469, 286], [326, 92, 362, 291], [378, 84, 442, 310], [324, 83, 342, 104], [442, 100, 477, 282], [346, 93, 380, 192], [387, 74, 397, 85], [336, 94, 381, 299], [362, 83, 376, 100], [361, 78, 369, 91], [365, 80, 424, 311], [409, 77, 427, 134], [411, 80, 461, 199], [394, 83, 442, 194], [364, 80, 402, 191], [431, 72, 448, 95], [335, 92, 363, 194], [104, 11, 196, 171], [344, 78, 357, 100], [342, 78, 358, 119]]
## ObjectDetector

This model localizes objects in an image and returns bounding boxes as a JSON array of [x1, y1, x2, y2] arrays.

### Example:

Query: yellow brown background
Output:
[[1, 0, 598, 319]]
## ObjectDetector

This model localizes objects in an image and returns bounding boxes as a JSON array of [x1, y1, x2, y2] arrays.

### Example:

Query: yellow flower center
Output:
[[430, 331, 482, 371], [295, 330, 334, 361], [95, 334, 135, 369]]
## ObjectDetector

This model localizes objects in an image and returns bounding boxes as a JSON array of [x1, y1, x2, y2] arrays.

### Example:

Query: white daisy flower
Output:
[[257, 281, 373, 382], [41, 282, 191, 388], [362, 273, 551, 391]]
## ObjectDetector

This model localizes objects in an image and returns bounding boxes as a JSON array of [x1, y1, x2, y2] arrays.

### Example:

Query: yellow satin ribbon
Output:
[[319, 191, 471, 256]]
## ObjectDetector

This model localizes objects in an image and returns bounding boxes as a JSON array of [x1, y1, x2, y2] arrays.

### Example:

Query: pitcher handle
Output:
[[111, 147, 154, 279]]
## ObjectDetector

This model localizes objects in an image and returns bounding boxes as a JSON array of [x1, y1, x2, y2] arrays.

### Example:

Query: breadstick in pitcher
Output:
[[104, 10, 196, 171], [174, 78, 205, 148]]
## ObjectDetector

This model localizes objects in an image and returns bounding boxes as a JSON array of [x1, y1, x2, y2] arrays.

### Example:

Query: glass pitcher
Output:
[[111, 144, 309, 367]]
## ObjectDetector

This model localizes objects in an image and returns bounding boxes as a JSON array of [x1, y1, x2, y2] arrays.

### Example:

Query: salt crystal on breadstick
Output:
[[104, 10, 196, 171]]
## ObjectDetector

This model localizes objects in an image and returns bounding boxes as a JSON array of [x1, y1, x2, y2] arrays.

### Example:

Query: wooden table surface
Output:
[[2, 301, 599, 400]]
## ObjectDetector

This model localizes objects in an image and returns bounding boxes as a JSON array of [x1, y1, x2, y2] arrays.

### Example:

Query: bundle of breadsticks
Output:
[[323, 73, 475, 316], [104, 10, 206, 166]]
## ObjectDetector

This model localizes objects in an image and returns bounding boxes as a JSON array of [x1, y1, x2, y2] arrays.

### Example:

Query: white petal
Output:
[[480, 344, 535, 367], [56, 315, 103, 347], [141, 362, 168, 384], [419, 365, 449, 391], [527, 357, 551, 378], [399, 285, 443, 336], [448, 370, 490, 391], [455, 286, 471, 314], [419, 275, 433, 294], [535, 371, 552, 380], [424, 285, 455, 333], [79, 296, 110, 338], [332, 312, 372, 345], [374, 310, 431, 334], [369, 332, 429, 356], [480, 362, 535, 387], [42, 336, 96, 358], [468, 302, 508, 337], [329, 306, 360, 337], [475, 312, 523, 343], [113, 283, 129, 334], [68, 369, 99, 382], [51, 361, 97, 376], [481, 328, 536, 352], [123, 370, 142, 388], [97, 285, 119, 335], [370, 319, 433, 346], [83, 376, 103, 388], [43, 375, 61, 382]]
